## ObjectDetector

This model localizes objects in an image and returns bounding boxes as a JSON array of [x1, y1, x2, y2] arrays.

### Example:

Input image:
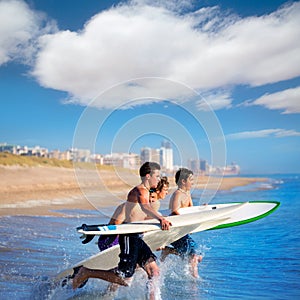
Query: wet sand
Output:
[[0, 165, 267, 216]]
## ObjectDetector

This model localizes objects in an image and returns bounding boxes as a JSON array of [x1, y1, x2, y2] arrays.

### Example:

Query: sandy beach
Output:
[[0, 165, 268, 216]]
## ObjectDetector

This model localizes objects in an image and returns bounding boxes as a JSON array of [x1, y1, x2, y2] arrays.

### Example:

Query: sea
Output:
[[0, 174, 299, 300]]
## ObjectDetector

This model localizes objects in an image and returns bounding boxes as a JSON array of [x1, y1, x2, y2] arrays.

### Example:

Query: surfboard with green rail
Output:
[[171, 201, 280, 232]]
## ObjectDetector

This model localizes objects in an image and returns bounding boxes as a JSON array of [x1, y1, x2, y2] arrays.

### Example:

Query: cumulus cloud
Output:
[[226, 128, 300, 140], [2, 0, 300, 109], [0, 0, 56, 65], [32, 1, 300, 108], [248, 86, 300, 114]]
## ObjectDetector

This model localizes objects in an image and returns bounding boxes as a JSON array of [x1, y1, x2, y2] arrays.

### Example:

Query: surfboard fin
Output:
[[77, 223, 107, 231], [80, 233, 96, 244], [77, 223, 107, 244]]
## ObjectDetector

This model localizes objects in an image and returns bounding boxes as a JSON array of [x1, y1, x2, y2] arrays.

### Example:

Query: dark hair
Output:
[[139, 161, 161, 177], [175, 168, 193, 185], [156, 176, 169, 192], [149, 176, 169, 194]]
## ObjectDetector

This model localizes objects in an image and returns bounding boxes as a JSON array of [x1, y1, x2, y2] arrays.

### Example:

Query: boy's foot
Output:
[[61, 266, 88, 289], [160, 246, 178, 261], [72, 266, 89, 289]]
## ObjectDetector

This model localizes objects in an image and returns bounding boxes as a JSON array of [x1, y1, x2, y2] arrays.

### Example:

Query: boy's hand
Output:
[[160, 218, 172, 230]]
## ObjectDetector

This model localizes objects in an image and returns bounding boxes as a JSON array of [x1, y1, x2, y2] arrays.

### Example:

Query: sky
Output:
[[0, 0, 300, 174]]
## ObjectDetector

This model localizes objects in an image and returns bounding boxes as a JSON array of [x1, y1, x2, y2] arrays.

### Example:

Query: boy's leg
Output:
[[144, 259, 161, 300], [72, 266, 128, 289], [189, 254, 199, 278]]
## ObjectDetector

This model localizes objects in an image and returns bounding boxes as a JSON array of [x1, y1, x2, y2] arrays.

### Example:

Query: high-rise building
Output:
[[188, 159, 200, 173], [200, 159, 208, 173], [140, 147, 151, 164], [140, 147, 160, 164], [160, 141, 173, 171]]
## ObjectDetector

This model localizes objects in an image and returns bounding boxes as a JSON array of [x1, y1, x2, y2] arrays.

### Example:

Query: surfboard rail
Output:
[[208, 201, 280, 230], [77, 202, 248, 236]]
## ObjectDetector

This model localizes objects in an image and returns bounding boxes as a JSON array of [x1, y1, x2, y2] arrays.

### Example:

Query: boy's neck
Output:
[[178, 187, 189, 193], [142, 181, 150, 191]]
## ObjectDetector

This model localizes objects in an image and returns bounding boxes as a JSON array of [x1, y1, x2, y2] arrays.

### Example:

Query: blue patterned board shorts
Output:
[[170, 234, 197, 257]]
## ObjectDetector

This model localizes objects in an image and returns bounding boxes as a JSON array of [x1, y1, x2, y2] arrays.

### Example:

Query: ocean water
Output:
[[0, 174, 299, 300]]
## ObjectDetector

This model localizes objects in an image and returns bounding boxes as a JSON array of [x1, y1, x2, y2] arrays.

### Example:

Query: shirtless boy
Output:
[[101, 176, 170, 293], [163, 168, 202, 278], [107, 176, 169, 226], [72, 162, 172, 297]]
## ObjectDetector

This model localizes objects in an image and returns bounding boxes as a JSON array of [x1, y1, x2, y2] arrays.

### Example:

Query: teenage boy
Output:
[[162, 168, 202, 278], [72, 162, 172, 298]]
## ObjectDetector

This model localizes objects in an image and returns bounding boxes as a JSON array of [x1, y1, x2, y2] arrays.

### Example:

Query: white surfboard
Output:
[[55, 216, 230, 282], [56, 203, 246, 282], [77, 202, 247, 236], [55, 201, 279, 284], [164, 201, 280, 232]]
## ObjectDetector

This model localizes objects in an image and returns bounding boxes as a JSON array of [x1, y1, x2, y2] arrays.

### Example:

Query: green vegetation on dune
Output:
[[0, 153, 134, 173], [0, 152, 73, 168]]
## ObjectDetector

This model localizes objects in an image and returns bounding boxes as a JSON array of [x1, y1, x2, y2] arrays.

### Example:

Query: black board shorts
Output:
[[117, 233, 157, 278]]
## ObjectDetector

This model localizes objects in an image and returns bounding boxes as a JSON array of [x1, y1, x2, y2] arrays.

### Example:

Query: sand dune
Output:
[[0, 165, 267, 216]]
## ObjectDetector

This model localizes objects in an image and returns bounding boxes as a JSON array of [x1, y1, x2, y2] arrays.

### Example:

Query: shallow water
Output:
[[0, 174, 299, 299]]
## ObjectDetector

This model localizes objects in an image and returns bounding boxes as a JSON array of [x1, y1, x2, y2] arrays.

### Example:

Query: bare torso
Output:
[[169, 189, 193, 215], [123, 184, 150, 222]]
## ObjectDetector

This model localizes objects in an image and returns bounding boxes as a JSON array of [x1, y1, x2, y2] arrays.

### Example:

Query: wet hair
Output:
[[175, 168, 193, 185], [156, 176, 169, 192], [139, 161, 161, 177]]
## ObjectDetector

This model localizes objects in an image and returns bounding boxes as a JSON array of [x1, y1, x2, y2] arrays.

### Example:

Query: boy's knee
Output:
[[145, 261, 160, 279], [151, 267, 160, 278]]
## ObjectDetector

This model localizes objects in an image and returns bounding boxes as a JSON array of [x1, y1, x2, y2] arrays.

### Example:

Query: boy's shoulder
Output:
[[128, 184, 149, 201], [169, 189, 182, 201]]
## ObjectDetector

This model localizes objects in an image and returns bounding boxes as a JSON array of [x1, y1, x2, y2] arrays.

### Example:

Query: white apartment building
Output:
[[140, 141, 174, 171], [160, 146, 173, 171], [103, 152, 140, 169]]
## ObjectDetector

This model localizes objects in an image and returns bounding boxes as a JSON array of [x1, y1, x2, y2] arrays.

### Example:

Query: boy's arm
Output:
[[138, 188, 172, 230], [169, 191, 181, 215], [109, 203, 125, 225]]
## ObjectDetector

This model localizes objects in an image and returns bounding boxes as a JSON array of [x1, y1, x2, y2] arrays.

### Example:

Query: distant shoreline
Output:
[[0, 165, 268, 217]]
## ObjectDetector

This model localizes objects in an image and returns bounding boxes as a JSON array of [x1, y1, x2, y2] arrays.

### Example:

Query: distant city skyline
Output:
[[1, 0, 299, 174], [1, 141, 239, 175]]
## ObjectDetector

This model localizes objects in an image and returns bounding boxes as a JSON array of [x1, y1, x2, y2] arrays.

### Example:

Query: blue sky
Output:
[[0, 0, 299, 174]]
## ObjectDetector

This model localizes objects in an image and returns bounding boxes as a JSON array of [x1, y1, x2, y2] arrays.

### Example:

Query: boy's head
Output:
[[139, 162, 161, 188], [139, 161, 161, 177], [175, 168, 193, 187], [150, 176, 169, 202], [156, 176, 169, 192]]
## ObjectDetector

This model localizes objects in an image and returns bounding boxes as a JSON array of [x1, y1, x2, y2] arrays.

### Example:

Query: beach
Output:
[[0, 165, 267, 216]]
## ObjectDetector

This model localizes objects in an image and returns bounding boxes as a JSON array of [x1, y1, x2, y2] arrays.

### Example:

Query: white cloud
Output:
[[132, 0, 194, 12], [0, 0, 56, 65], [249, 86, 300, 114], [2, 0, 300, 109], [197, 90, 233, 111], [226, 128, 300, 140]]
